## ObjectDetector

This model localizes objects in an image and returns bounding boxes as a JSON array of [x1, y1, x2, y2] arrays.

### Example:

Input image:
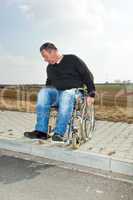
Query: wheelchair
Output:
[[48, 85, 95, 149]]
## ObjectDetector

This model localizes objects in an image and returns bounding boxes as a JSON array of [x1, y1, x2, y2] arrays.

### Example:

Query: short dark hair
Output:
[[40, 42, 57, 52]]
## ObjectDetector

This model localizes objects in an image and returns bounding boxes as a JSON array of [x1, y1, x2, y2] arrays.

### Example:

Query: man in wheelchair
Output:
[[24, 42, 96, 142]]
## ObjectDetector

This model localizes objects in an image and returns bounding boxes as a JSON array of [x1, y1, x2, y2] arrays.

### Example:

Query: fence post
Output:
[[126, 83, 133, 118]]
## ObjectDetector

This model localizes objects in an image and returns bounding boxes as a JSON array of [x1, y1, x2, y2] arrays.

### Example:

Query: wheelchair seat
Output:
[[51, 104, 59, 109], [50, 87, 85, 110]]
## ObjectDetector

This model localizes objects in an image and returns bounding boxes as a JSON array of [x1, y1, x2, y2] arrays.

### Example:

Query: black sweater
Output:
[[45, 54, 96, 97]]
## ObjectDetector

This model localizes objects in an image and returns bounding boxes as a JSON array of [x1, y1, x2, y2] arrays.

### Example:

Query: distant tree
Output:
[[114, 79, 121, 83], [122, 80, 131, 84]]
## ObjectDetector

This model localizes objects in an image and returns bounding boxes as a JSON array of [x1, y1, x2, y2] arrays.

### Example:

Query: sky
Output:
[[0, 0, 133, 84]]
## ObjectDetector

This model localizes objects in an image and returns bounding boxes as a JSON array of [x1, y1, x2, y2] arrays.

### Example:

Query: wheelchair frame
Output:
[[67, 87, 95, 149], [48, 86, 95, 149]]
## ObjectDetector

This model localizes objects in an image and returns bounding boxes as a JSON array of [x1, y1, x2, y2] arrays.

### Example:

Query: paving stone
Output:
[[0, 110, 133, 163]]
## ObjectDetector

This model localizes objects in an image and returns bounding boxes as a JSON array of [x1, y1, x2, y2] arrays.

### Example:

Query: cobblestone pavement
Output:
[[0, 110, 133, 162]]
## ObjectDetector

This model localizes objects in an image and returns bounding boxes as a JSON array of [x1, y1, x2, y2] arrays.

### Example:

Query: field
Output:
[[0, 83, 133, 123]]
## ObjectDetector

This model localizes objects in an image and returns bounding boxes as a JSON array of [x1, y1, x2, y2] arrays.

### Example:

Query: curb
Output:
[[0, 138, 132, 176]]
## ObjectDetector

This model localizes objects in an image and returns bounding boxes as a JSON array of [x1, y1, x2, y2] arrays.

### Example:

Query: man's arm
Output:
[[45, 65, 52, 87], [45, 77, 51, 86], [73, 55, 96, 98]]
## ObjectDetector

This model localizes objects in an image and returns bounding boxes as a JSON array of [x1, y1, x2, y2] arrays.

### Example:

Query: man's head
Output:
[[40, 42, 58, 64]]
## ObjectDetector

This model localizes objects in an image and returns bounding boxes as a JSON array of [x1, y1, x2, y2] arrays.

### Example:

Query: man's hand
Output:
[[86, 96, 95, 106]]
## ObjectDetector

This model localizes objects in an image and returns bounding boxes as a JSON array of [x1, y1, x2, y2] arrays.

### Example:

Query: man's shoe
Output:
[[52, 133, 64, 142], [24, 130, 39, 139], [24, 130, 49, 140], [37, 132, 51, 140]]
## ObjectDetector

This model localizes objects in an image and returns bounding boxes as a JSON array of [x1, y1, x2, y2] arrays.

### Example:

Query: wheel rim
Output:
[[79, 102, 87, 142], [84, 104, 95, 139]]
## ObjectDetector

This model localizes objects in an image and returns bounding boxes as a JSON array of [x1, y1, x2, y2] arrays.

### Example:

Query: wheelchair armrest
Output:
[[75, 88, 88, 98]]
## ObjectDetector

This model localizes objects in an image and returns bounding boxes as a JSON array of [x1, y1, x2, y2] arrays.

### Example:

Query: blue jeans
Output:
[[35, 87, 83, 136]]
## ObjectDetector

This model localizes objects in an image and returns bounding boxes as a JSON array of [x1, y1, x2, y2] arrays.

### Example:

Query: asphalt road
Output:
[[0, 155, 132, 200]]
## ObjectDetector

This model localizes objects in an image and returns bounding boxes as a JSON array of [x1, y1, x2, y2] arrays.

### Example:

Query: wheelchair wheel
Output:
[[72, 132, 81, 149], [76, 101, 87, 142], [84, 104, 95, 139], [71, 115, 82, 149]]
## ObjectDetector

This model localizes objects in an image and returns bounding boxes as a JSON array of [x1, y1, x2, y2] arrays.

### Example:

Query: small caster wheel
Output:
[[72, 134, 80, 149]]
